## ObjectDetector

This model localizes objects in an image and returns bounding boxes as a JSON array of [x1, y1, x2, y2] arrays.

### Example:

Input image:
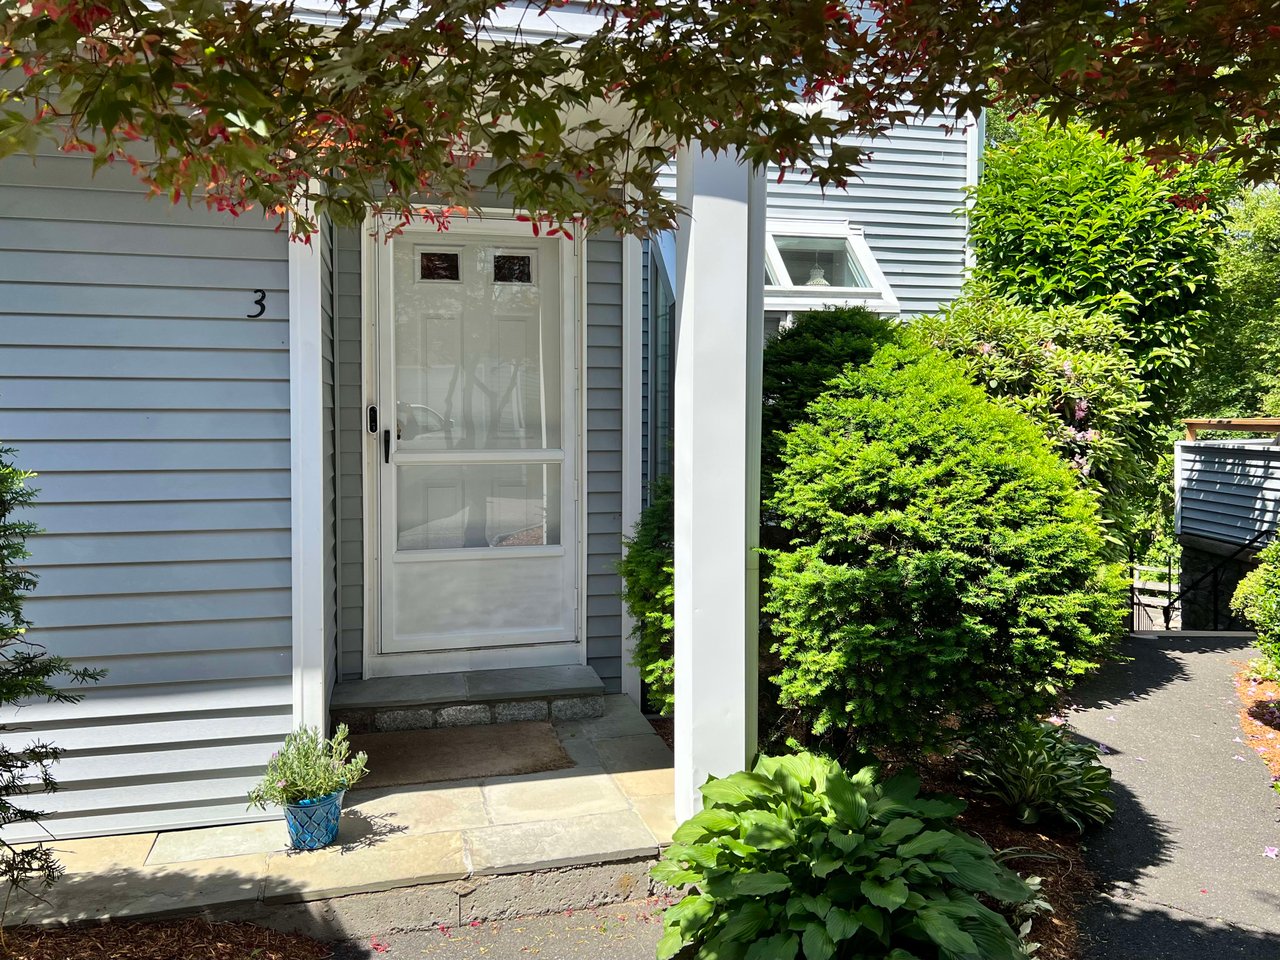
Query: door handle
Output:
[[382, 428, 391, 464]]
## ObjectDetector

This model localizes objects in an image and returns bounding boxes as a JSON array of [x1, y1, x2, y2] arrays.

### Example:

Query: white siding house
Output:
[[0, 115, 976, 839]]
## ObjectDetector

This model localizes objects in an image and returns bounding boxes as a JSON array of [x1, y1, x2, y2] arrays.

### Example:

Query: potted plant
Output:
[[248, 724, 369, 850]]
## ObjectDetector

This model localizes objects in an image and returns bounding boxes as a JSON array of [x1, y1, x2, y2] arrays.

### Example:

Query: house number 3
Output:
[[246, 289, 267, 318]]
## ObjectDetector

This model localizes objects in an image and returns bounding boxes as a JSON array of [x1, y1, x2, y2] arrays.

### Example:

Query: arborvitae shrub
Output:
[[764, 343, 1127, 755], [1, 446, 101, 900]]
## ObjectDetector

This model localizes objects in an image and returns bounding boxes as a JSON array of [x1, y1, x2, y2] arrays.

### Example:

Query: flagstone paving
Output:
[[1069, 631, 1280, 959], [6, 696, 673, 928]]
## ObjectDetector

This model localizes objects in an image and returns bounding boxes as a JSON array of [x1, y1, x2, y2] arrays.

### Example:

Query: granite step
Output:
[[330, 665, 606, 733]]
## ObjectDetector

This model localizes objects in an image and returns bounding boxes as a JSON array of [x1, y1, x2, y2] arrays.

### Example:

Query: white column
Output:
[[672, 143, 767, 821], [288, 217, 330, 732]]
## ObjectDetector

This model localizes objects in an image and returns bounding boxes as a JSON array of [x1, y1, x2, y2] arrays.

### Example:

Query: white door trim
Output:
[[360, 214, 585, 678], [288, 215, 330, 730]]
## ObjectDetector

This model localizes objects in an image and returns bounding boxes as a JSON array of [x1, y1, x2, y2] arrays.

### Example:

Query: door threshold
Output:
[[331, 664, 605, 732]]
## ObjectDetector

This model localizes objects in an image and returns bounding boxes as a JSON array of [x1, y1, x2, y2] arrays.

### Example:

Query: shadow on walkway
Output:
[[1071, 632, 1257, 712], [1069, 632, 1280, 959], [1081, 901, 1276, 960]]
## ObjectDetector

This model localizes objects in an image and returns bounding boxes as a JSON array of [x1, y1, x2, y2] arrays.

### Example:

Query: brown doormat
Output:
[[349, 721, 574, 790]]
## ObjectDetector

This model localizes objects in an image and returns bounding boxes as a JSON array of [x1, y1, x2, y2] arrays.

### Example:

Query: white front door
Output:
[[370, 227, 580, 675]]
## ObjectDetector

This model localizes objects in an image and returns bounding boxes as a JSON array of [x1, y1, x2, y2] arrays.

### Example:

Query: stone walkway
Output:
[[1069, 631, 1280, 958], [7, 696, 674, 934]]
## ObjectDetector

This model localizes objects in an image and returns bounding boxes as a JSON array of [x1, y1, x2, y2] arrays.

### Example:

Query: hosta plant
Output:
[[652, 752, 1035, 960], [959, 722, 1115, 832]]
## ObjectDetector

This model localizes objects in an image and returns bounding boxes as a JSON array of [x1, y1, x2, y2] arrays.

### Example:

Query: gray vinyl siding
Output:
[[656, 117, 972, 316], [330, 230, 625, 692], [1176, 440, 1280, 548], [584, 236, 624, 692], [334, 228, 365, 681], [0, 149, 293, 840]]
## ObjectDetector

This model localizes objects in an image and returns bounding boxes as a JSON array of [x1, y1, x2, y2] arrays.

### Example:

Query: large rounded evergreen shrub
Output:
[[761, 306, 895, 492], [764, 343, 1126, 754], [622, 307, 895, 716]]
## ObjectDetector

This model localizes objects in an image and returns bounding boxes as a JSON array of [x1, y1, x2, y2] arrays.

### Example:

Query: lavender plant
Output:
[[248, 724, 369, 808]]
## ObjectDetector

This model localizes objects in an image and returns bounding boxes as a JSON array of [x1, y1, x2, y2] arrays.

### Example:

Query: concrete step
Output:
[[331, 665, 606, 733]]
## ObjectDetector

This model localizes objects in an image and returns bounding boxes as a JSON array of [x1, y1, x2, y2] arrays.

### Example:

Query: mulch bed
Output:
[[1233, 666, 1280, 784], [915, 757, 1093, 960], [649, 715, 674, 751], [4, 919, 332, 960]]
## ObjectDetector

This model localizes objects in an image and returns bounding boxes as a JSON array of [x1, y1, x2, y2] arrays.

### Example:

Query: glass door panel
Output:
[[378, 231, 576, 663]]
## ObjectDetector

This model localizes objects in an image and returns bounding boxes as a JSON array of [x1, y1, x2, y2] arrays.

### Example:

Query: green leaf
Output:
[[918, 907, 980, 955], [860, 877, 910, 912], [701, 772, 782, 807], [667, 894, 716, 937], [828, 828, 861, 854], [695, 933, 747, 960], [897, 829, 955, 858], [799, 894, 832, 919], [656, 927, 685, 960], [825, 906, 862, 942], [879, 816, 924, 845], [673, 808, 741, 844], [720, 902, 772, 942], [881, 770, 921, 804], [802, 922, 836, 960], [745, 933, 798, 960], [651, 859, 698, 886], [811, 855, 842, 878], [742, 810, 795, 850], [857, 905, 887, 939], [825, 772, 870, 828], [730, 871, 792, 896]]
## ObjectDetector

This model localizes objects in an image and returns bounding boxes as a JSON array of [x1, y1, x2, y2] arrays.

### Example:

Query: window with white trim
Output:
[[764, 219, 899, 325]]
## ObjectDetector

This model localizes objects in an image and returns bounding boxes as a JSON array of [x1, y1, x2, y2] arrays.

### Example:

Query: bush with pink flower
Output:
[[914, 284, 1147, 542]]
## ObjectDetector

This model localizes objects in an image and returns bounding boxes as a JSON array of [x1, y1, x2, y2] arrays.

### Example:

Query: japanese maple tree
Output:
[[2, 0, 1278, 236]]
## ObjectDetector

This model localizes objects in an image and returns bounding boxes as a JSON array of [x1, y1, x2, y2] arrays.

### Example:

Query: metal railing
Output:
[[1159, 526, 1274, 630]]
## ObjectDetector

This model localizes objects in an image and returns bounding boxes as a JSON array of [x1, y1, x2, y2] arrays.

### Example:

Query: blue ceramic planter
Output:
[[284, 789, 345, 850]]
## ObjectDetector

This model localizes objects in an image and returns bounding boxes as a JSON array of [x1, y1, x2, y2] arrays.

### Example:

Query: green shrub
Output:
[[764, 342, 1127, 754], [247, 724, 368, 808], [1232, 541, 1280, 667], [1, 446, 102, 902], [959, 722, 1115, 832], [619, 475, 675, 715], [1186, 187, 1280, 418], [970, 118, 1235, 431], [622, 308, 894, 716], [913, 285, 1148, 540], [653, 752, 1034, 960], [761, 306, 896, 491]]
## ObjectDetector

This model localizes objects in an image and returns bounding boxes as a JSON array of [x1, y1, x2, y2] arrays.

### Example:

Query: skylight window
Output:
[[763, 219, 899, 318]]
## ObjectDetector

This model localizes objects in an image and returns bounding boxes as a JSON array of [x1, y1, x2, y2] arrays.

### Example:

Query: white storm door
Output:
[[376, 233, 578, 666]]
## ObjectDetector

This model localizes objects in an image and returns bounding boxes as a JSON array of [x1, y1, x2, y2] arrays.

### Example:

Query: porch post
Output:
[[672, 143, 767, 821], [288, 213, 331, 732]]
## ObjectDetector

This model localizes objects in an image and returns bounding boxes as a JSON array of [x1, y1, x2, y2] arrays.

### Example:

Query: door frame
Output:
[[360, 212, 587, 678]]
